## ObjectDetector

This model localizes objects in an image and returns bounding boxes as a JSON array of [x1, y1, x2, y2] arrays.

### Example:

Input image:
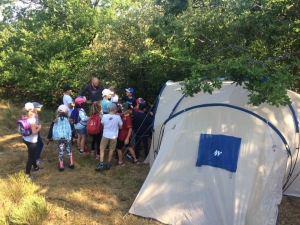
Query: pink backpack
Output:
[[17, 119, 32, 136]]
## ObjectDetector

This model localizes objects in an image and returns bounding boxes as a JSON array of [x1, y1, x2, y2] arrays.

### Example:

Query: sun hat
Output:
[[75, 96, 86, 104], [102, 89, 114, 97], [25, 102, 34, 111], [57, 105, 69, 113], [32, 102, 43, 108]]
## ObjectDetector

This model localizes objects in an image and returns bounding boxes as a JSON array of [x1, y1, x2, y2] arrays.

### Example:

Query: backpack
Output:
[[70, 108, 80, 124], [17, 119, 32, 136], [52, 116, 72, 141], [87, 114, 101, 134]]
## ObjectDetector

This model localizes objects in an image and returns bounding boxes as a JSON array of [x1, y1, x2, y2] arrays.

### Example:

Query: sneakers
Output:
[[36, 159, 43, 165], [134, 160, 140, 165], [59, 166, 64, 172], [27, 175, 34, 180], [95, 163, 105, 171], [106, 163, 112, 170], [78, 149, 89, 155], [68, 164, 75, 169], [117, 161, 125, 166], [33, 167, 43, 173], [126, 152, 134, 161]]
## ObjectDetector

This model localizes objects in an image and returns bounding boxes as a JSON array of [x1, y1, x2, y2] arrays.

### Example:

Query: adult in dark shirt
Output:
[[80, 77, 105, 104], [132, 103, 153, 159]]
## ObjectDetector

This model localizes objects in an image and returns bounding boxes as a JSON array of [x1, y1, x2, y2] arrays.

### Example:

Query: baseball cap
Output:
[[25, 102, 34, 111], [57, 105, 68, 113], [32, 102, 43, 108], [63, 85, 73, 92], [108, 102, 117, 111], [125, 87, 134, 94], [136, 97, 145, 105], [121, 102, 130, 111], [75, 96, 86, 104], [102, 89, 114, 97]]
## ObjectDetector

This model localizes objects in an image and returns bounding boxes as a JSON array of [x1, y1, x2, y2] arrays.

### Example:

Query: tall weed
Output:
[[10, 195, 47, 225], [0, 171, 48, 225]]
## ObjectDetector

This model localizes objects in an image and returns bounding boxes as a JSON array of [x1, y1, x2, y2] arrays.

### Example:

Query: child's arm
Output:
[[124, 127, 132, 145], [118, 116, 123, 130], [46, 121, 55, 144], [30, 119, 41, 135]]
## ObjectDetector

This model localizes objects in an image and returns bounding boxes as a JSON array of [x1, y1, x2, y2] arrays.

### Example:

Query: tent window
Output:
[[196, 134, 242, 172]]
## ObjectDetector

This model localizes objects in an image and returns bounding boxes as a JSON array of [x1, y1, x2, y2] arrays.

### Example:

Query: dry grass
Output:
[[0, 100, 299, 225]]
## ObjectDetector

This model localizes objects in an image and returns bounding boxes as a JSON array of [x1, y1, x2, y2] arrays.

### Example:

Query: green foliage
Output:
[[0, 171, 48, 225], [0, 0, 300, 106]]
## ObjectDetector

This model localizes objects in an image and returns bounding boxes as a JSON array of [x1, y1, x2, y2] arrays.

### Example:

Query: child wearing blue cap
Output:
[[122, 87, 137, 109]]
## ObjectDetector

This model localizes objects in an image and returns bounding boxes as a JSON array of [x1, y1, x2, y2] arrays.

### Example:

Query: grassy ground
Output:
[[0, 100, 299, 225]]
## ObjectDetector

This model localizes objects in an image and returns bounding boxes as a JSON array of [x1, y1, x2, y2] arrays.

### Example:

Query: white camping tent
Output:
[[129, 81, 300, 225]]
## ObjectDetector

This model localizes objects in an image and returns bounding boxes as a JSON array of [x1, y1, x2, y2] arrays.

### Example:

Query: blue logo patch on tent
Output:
[[196, 134, 242, 172]]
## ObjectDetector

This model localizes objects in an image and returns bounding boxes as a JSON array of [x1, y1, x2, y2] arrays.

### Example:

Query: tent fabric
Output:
[[132, 81, 300, 225], [196, 134, 242, 173]]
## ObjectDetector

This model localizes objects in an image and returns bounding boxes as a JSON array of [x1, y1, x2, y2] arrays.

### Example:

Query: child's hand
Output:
[[124, 138, 129, 145]]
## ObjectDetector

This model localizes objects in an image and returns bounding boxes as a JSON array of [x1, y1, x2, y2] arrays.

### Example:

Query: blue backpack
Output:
[[70, 108, 80, 124], [52, 116, 72, 141]]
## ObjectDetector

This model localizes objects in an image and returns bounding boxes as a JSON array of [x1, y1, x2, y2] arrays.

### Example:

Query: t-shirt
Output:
[[102, 114, 123, 139], [122, 96, 136, 108], [23, 117, 38, 143], [63, 94, 73, 116], [80, 84, 104, 102], [132, 111, 153, 137], [110, 95, 119, 103], [34, 113, 39, 125], [102, 99, 111, 114], [118, 114, 132, 141]]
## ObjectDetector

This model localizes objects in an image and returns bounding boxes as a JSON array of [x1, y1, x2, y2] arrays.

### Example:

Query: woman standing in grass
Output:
[[23, 102, 42, 179]]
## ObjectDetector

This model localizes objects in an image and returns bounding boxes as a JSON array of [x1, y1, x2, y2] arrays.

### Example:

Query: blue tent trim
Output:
[[288, 104, 299, 133], [163, 103, 289, 152], [196, 134, 242, 172], [169, 94, 186, 118]]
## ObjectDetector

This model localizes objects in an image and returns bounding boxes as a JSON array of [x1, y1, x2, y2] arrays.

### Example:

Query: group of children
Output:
[[21, 84, 155, 178]]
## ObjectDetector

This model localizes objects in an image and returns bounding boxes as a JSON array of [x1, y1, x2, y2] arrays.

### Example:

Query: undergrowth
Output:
[[0, 171, 48, 225]]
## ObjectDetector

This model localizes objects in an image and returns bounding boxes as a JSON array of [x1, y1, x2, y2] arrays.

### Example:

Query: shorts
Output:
[[76, 127, 87, 135], [116, 139, 131, 150], [100, 137, 117, 150]]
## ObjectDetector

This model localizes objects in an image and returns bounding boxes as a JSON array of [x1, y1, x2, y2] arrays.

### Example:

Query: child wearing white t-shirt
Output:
[[95, 103, 122, 171]]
